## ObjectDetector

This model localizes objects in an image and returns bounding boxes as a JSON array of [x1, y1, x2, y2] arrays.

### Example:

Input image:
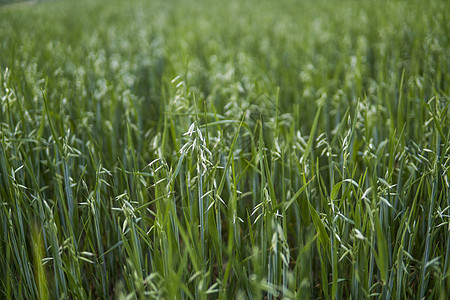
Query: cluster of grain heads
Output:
[[0, 0, 448, 298]]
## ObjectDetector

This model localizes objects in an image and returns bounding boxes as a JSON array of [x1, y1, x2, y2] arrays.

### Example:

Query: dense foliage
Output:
[[0, 0, 449, 298]]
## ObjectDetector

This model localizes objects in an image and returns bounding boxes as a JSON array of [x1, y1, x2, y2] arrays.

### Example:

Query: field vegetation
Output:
[[0, 0, 449, 298]]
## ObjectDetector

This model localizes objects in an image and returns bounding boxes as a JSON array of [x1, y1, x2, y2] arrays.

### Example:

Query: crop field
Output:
[[0, 0, 449, 298]]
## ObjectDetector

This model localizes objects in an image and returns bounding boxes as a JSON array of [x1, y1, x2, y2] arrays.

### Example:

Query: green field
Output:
[[0, 0, 449, 298]]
